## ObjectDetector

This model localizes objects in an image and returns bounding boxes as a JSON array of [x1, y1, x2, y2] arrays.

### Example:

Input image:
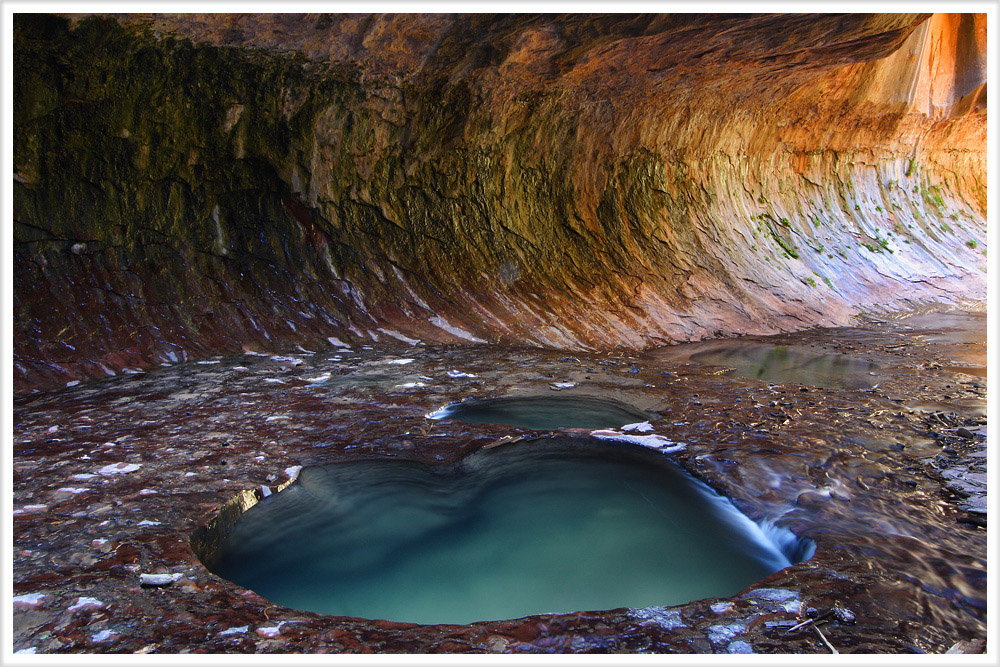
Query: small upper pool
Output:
[[201, 438, 812, 625], [426, 395, 654, 430]]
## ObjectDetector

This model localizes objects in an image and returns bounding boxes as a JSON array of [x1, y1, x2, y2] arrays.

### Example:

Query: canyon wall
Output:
[[13, 13, 987, 392]]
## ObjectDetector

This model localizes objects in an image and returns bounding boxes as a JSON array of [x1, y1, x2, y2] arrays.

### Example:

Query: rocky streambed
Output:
[[11, 309, 986, 654]]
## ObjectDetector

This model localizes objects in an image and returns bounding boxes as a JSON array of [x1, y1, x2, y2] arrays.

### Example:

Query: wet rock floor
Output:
[[11, 310, 986, 653]]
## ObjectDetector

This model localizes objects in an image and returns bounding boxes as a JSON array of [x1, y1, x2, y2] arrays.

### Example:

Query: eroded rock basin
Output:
[[204, 439, 810, 625], [427, 395, 656, 430], [11, 310, 986, 653]]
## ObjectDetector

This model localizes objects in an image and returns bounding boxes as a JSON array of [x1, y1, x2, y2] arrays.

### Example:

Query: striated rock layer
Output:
[[13, 13, 987, 392]]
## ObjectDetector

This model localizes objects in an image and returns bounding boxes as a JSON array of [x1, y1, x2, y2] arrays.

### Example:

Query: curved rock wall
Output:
[[13, 13, 986, 392]]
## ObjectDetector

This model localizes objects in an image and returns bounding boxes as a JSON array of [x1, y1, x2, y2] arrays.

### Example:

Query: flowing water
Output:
[[426, 395, 654, 430], [208, 439, 809, 625]]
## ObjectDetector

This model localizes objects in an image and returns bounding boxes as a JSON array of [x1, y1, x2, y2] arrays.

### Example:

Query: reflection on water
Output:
[[901, 311, 986, 379], [428, 395, 654, 430], [658, 341, 880, 389], [208, 439, 809, 625]]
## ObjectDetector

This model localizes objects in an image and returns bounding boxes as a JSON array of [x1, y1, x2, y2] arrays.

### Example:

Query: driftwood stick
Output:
[[814, 625, 839, 654], [784, 610, 832, 635]]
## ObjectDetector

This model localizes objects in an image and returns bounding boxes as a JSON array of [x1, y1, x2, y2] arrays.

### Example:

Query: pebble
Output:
[[139, 573, 181, 587], [832, 607, 856, 624], [550, 381, 577, 390], [68, 597, 103, 611], [97, 462, 142, 475], [256, 624, 283, 638]]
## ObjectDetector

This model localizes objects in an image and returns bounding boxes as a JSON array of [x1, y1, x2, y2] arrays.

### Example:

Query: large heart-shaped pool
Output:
[[204, 438, 811, 625]]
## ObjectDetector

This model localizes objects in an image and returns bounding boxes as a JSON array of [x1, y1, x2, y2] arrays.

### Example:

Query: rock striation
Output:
[[13, 13, 987, 392]]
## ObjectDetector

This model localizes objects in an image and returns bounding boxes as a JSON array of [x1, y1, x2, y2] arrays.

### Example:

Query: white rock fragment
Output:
[[386, 358, 415, 365], [711, 602, 733, 614], [327, 336, 351, 348], [256, 624, 283, 638], [138, 489, 157, 495], [296, 346, 315, 354], [708, 623, 746, 644], [260, 485, 272, 498], [92, 629, 118, 642], [621, 421, 653, 433], [590, 429, 686, 453], [139, 573, 182, 587], [394, 382, 427, 389], [232, 366, 249, 371], [46, 425, 59, 434], [13, 593, 47, 607], [263, 378, 287, 384], [98, 462, 142, 476], [13, 504, 49, 515], [197, 360, 221, 365], [184, 472, 197, 477], [137, 519, 161, 526], [15, 648, 37, 654], [284, 466, 303, 482], [447, 370, 477, 378], [244, 350, 269, 356], [56, 487, 89, 494], [70, 473, 97, 480], [92, 539, 108, 547], [66, 380, 80, 387], [550, 381, 577, 390], [68, 597, 103, 611], [303, 372, 331, 383], [218, 626, 250, 637], [270, 356, 303, 366], [265, 415, 290, 422]]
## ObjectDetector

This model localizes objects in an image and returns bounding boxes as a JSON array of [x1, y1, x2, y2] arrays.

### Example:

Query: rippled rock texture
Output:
[[13, 13, 987, 392]]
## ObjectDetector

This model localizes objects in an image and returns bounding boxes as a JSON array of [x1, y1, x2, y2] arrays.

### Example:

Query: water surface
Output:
[[208, 439, 807, 625], [428, 395, 653, 430], [656, 341, 880, 389]]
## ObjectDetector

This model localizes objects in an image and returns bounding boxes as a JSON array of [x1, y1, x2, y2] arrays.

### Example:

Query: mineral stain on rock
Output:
[[11, 10, 987, 656]]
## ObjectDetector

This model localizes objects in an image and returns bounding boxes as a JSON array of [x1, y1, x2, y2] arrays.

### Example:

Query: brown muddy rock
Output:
[[14, 14, 987, 392]]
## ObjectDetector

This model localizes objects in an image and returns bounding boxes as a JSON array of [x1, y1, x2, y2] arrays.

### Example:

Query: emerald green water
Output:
[[208, 439, 808, 625], [427, 395, 654, 430]]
